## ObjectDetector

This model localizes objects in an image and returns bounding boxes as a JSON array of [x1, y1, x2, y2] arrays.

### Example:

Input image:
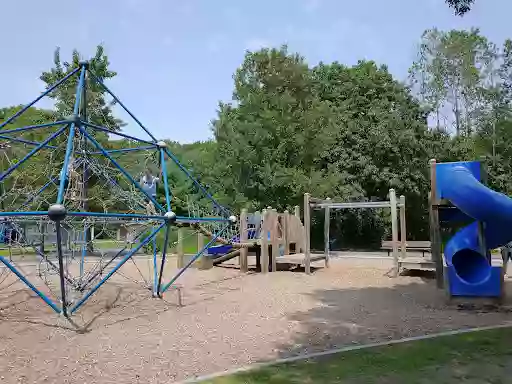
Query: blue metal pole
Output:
[[89, 145, 158, 155], [78, 126, 165, 212], [0, 134, 59, 150], [87, 70, 157, 142], [82, 122, 156, 146], [0, 68, 79, 129], [0, 125, 67, 183], [175, 216, 232, 223], [0, 211, 48, 217], [56, 65, 86, 204], [163, 148, 230, 216], [0, 121, 69, 135], [161, 225, 229, 293], [0, 256, 61, 314], [67, 211, 164, 221], [160, 148, 172, 211], [156, 224, 171, 296], [70, 223, 165, 314]]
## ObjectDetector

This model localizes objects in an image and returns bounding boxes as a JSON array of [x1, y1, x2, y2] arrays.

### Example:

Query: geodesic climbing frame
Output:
[[0, 61, 236, 317]]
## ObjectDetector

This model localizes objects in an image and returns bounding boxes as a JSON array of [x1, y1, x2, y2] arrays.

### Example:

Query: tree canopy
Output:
[[40, 45, 124, 131]]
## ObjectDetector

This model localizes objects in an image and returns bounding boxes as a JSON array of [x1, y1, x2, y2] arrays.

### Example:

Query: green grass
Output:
[[0, 228, 219, 258], [202, 327, 512, 383], [177, 234, 200, 254]]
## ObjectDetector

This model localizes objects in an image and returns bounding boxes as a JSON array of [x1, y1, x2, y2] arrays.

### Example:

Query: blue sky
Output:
[[1, 0, 511, 143]]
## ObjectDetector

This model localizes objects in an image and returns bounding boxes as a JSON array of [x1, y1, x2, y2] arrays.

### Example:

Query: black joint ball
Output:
[[48, 204, 67, 222]]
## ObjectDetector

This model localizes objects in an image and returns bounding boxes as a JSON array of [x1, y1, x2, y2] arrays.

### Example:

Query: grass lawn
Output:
[[201, 327, 512, 383], [0, 231, 214, 258]]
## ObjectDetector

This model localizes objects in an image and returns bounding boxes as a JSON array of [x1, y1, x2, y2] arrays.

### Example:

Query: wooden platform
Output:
[[276, 253, 326, 266], [398, 256, 435, 271]]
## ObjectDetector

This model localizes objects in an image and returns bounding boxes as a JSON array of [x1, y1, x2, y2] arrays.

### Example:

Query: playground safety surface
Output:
[[1, 256, 511, 383]]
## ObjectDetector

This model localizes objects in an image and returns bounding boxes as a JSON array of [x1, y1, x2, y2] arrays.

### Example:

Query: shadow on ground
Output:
[[274, 273, 512, 359]]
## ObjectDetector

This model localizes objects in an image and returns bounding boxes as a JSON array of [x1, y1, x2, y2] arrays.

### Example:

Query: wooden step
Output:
[[399, 257, 435, 271]]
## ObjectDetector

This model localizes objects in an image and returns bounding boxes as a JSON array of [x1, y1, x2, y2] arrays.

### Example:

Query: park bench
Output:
[[381, 240, 431, 257]]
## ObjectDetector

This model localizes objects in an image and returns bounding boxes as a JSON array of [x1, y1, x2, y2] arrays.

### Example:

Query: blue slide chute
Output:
[[436, 161, 507, 297]]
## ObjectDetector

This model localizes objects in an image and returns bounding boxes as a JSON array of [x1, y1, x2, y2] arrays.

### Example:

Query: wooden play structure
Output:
[[175, 202, 328, 274], [308, 189, 435, 276], [174, 188, 437, 276]]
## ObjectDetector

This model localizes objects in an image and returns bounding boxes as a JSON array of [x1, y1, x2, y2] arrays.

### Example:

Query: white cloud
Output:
[[245, 38, 272, 51]]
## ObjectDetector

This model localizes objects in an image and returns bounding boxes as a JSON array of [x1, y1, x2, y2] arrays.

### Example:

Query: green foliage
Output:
[[40, 45, 124, 131], [408, 27, 512, 202], [6, 31, 512, 250], [210, 47, 444, 246], [0, 106, 63, 208], [409, 28, 499, 135], [446, 0, 475, 15], [211, 46, 340, 212]]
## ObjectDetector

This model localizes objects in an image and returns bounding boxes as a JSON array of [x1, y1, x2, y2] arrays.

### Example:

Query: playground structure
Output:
[[307, 189, 434, 275], [0, 61, 327, 320], [201, 202, 327, 275], [429, 159, 508, 300], [0, 61, 237, 318], [1, 60, 508, 326]]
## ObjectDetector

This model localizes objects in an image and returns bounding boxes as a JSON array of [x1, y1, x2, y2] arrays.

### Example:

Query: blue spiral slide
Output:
[[436, 161, 507, 297]]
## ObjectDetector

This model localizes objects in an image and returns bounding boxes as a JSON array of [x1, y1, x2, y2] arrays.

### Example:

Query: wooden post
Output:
[[304, 193, 311, 275], [271, 209, 278, 272], [324, 197, 331, 268], [240, 209, 249, 273], [293, 205, 301, 255], [283, 210, 290, 255], [429, 158, 444, 289], [389, 189, 399, 277], [197, 231, 207, 269], [261, 209, 269, 273], [399, 195, 406, 261], [177, 227, 184, 268]]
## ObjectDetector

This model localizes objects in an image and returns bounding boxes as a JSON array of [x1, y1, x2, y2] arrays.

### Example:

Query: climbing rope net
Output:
[[0, 62, 235, 318]]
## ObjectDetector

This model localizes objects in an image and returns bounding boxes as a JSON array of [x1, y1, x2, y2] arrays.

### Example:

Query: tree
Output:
[[40, 45, 124, 131], [211, 46, 445, 246], [312, 60, 436, 242], [0, 106, 59, 210], [409, 28, 499, 135], [211, 46, 343, 212], [446, 0, 475, 15]]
